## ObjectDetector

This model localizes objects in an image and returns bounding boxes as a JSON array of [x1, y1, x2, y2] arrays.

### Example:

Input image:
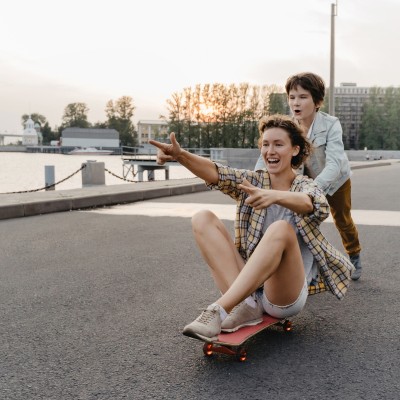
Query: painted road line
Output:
[[85, 202, 400, 227]]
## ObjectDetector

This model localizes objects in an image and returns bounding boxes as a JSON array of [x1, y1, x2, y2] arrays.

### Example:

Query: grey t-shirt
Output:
[[262, 204, 319, 285]]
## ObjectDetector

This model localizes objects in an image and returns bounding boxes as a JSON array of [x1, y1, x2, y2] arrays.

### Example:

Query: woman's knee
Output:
[[192, 210, 218, 232], [264, 220, 296, 242]]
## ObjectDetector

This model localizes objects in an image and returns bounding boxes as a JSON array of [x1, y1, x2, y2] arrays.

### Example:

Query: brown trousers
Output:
[[326, 179, 361, 256]]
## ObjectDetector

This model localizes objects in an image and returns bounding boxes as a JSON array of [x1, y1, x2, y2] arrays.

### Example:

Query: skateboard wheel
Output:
[[283, 320, 292, 332], [203, 343, 213, 357], [236, 348, 247, 362]]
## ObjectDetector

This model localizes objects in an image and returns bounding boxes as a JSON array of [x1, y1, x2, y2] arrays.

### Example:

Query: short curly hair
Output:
[[258, 114, 312, 169]]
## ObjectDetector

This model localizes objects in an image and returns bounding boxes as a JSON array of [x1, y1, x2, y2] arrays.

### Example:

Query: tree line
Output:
[[358, 87, 400, 150], [22, 85, 400, 150], [164, 83, 400, 150], [162, 83, 287, 148]]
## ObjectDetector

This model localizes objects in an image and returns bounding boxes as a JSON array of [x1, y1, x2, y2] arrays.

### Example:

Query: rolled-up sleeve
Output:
[[297, 178, 330, 224]]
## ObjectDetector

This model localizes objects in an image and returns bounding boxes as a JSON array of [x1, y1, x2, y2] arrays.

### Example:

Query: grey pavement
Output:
[[1, 161, 400, 400]]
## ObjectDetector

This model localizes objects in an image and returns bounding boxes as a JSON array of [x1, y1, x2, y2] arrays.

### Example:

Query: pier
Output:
[[121, 146, 211, 181]]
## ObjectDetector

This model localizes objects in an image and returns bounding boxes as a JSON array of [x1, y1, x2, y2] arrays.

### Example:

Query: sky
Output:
[[1, 0, 399, 134]]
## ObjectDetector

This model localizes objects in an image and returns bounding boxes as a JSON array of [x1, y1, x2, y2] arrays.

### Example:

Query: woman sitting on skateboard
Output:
[[149, 114, 354, 342]]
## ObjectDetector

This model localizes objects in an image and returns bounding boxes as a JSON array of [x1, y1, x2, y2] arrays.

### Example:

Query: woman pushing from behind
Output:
[[149, 114, 354, 342]]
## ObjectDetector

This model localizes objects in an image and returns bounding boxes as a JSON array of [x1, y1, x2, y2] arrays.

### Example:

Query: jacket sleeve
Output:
[[314, 119, 348, 193]]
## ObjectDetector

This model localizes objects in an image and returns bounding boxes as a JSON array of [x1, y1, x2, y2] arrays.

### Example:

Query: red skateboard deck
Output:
[[202, 315, 292, 361]]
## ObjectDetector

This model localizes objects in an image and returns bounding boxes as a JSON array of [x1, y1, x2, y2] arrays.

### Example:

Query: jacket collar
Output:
[[309, 111, 327, 138]]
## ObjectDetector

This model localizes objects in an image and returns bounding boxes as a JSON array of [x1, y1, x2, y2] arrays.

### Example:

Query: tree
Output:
[[269, 92, 290, 115], [106, 96, 136, 146], [61, 102, 91, 128], [21, 113, 47, 127], [165, 83, 285, 148], [41, 122, 60, 145], [359, 87, 386, 149], [165, 92, 185, 143], [384, 87, 400, 149]]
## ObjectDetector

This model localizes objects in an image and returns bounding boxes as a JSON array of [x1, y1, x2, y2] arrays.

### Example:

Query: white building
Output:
[[34, 122, 43, 145], [61, 128, 120, 148], [22, 116, 39, 146], [137, 120, 168, 145]]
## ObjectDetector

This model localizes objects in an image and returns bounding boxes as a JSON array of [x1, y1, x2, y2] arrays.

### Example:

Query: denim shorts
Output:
[[261, 278, 308, 319]]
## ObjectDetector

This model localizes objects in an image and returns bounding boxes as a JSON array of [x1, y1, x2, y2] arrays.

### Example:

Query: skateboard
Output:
[[201, 315, 292, 362]]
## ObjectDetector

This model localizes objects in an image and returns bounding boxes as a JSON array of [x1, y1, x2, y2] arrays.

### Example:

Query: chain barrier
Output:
[[1, 163, 199, 195], [104, 167, 137, 183], [1, 165, 86, 194]]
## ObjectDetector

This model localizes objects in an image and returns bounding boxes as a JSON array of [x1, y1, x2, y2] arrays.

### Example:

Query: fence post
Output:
[[45, 165, 55, 191], [82, 161, 105, 187]]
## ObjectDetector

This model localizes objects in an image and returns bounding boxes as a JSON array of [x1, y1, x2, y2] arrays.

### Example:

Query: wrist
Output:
[[176, 149, 187, 162]]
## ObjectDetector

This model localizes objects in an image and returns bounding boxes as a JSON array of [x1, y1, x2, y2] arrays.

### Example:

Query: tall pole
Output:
[[329, 1, 337, 116]]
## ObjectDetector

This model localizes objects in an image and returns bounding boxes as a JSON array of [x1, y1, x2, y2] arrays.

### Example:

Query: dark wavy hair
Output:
[[285, 72, 325, 111], [258, 114, 312, 169]]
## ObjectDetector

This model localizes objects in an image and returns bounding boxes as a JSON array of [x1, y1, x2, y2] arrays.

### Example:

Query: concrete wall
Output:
[[0, 146, 27, 152], [211, 148, 400, 169], [210, 148, 261, 169]]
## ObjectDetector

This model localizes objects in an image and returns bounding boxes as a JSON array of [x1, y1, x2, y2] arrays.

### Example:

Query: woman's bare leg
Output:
[[192, 210, 244, 294], [216, 220, 305, 313], [183, 219, 306, 340]]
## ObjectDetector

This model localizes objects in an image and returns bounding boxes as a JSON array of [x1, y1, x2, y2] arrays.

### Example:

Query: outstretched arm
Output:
[[149, 132, 219, 184], [239, 179, 313, 214]]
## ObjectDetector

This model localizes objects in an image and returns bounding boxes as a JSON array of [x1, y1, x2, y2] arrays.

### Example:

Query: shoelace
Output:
[[197, 308, 217, 324]]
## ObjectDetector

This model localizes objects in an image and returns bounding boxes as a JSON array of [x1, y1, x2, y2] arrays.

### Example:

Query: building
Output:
[[137, 120, 168, 145], [333, 83, 370, 149], [22, 116, 39, 146], [61, 128, 120, 148], [34, 122, 43, 145]]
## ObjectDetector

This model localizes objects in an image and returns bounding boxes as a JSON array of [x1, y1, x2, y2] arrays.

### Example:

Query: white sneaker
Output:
[[182, 304, 222, 342], [221, 299, 264, 333]]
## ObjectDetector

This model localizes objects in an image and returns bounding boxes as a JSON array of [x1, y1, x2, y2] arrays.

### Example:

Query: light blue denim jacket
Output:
[[255, 111, 351, 195]]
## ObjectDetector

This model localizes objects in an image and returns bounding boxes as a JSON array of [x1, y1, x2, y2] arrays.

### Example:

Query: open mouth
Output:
[[267, 158, 280, 165], [294, 109, 301, 115]]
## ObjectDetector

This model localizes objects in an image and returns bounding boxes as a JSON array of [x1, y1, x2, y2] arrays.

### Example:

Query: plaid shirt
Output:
[[206, 163, 355, 300]]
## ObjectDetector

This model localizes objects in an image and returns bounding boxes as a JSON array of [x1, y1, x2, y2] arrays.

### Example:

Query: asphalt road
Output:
[[1, 163, 400, 400]]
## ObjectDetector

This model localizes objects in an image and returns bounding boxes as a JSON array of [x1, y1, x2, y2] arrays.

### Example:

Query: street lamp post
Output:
[[329, 1, 338, 116]]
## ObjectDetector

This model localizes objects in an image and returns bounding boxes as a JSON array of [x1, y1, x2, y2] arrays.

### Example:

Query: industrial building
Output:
[[61, 128, 120, 149]]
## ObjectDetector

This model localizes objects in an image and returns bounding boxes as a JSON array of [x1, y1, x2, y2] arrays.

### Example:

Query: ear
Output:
[[315, 100, 323, 110], [293, 146, 300, 156]]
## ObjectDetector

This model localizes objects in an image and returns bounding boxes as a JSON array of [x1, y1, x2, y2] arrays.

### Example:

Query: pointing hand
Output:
[[239, 178, 276, 209], [149, 132, 182, 165]]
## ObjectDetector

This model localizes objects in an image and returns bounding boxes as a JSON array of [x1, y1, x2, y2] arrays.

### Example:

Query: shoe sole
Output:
[[351, 269, 362, 281], [182, 329, 218, 343], [221, 317, 263, 333]]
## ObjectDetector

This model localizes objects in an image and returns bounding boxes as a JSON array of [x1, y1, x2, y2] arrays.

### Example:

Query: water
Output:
[[0, 152, 196, 193]]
